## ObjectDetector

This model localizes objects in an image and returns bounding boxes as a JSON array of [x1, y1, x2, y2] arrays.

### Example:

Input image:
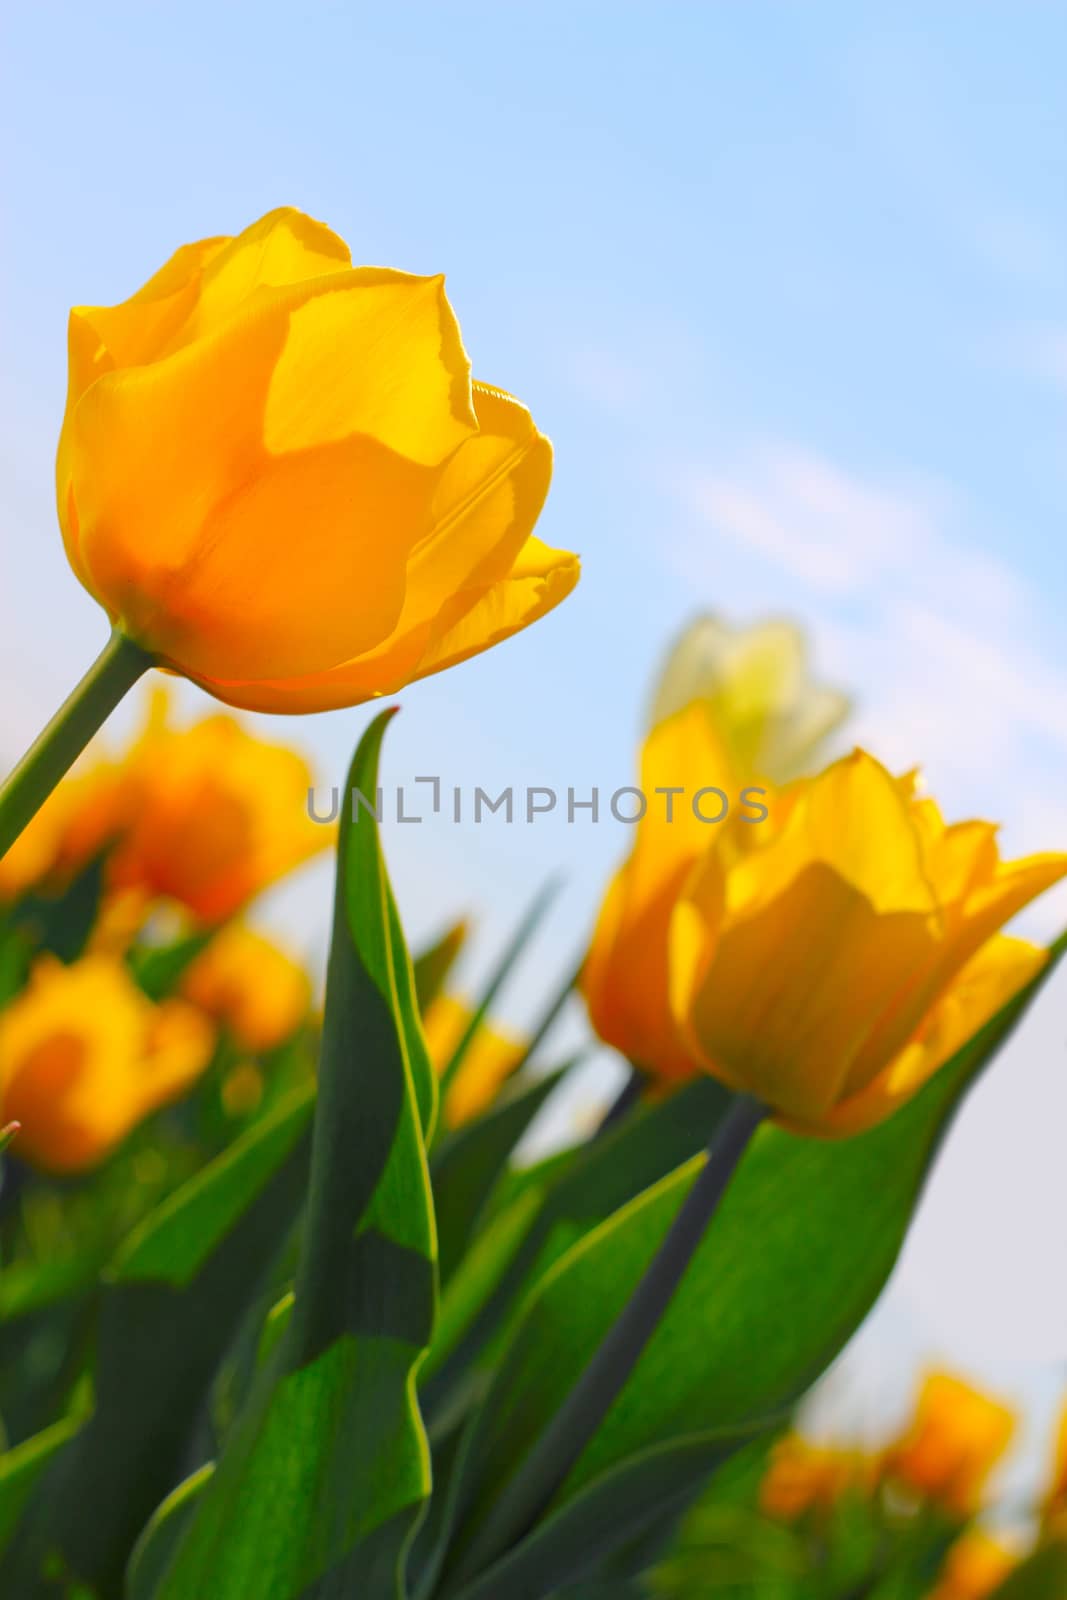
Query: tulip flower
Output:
[[884, 1372, 1016, 1517], [759, 1432, 875, 1521], [0, 206, 576, 861], [181, 924, 311, 1052], [584, 703, 1067, 1133], [2, 689, 328, 926], [928, 1531, 1017, 1600], [106, 689, 328, 923], [649, 614, 849, 784], [0, 954, 214, 1173], [424, 994, 525, 1128]]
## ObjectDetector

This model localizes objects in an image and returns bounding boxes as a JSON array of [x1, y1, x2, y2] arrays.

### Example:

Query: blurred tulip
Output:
[[181, 923, 311, 1052], [928, 1530, 1017, 1600], [759, 1432, 875, 1521], [103, 688, 329, 923], [0, 954, 214, 1173], [885, 1372, 1016, 1518], [0, 762, 124, 903], [55, 207, 578, 712], [424, 995, 525, 1128], [649, 614, 849, 783]]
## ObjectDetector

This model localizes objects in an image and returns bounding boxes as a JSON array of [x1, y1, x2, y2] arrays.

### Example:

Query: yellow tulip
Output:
[[181, 924, 311, 1052], [424, 995, 525, 1129], [759, 1432, 874, 1521], [0, 762, 125, 902], [927, 1531, 1017, 1600], [649, 614, 849, 783], [56, 207, 578, 712], [583, 705, 1067, 1133], [884, 1372, 1016, 1517], [0, 954, 214, 1173]]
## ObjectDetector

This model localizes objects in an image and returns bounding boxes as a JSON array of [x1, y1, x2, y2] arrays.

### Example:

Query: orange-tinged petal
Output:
[[928, 1531, 1017, 1600], [680, 862, 936, 1122], [582, 704, 736, 1080], [885, 1371, 1016, 1516], [187, 384, 555, 710], [825, 935, 1047, 1135]]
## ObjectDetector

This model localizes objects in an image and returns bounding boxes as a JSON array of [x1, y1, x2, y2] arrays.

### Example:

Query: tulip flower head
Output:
[[884, 1371, 1016, 1518], [927, 1530, 1017, 1600], [424, 995, 525, 1128], [181, 923, 311, 1052], [649, 614, 850, 785], [760, 1432, 875, 1522], [56, 207, 578, 712], [583, 704, 1067, 1134], [0, 954, 214, 1173]]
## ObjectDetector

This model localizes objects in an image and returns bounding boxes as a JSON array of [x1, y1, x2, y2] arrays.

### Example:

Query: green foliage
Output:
[[1, 712, 1062, 1600]]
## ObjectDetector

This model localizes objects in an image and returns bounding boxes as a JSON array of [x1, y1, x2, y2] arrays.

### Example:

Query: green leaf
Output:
[[421, 1077, 733, 1402], [431, 1065, 571, 1284], [413, 920, 469, 1013], [446, 1426, 767, 1600], [0, 1417, 82, 1555], [435, 935, 1067, 1594], [149, 709, 437, 1600], [990, 1539, 1067, 1600], [128, 931, 214, 1002], [436, 879, 560, 1106], [0, 1084, 313, 1597]]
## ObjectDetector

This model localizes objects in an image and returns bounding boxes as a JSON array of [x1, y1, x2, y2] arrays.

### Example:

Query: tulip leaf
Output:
[[421, 1076, 733, 1403], [444, 1427, 760, 1600], [432, 1063, 571, 1284], [147, 709, 438, 1600], [436, 878, 560, 1106], [434, 935, 1066, 1594], [0, 1084, 313, 1596], [413, 919, 469, 1012], [0, 1417, 81, 1554]]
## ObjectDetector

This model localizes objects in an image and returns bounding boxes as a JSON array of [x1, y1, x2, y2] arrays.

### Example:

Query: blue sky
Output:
[[3, 2, 1067, 1504]]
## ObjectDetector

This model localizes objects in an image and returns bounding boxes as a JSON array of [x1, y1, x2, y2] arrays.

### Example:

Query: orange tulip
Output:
[[885, 1371, 1016, 1517], [181, 924, 311, 1052], [56, 207, 578, 713], [759, 1432, 875, 1521], [928, 1531, 1017, 1600]]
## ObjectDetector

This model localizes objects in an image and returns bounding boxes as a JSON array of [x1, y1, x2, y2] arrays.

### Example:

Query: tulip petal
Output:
[[825, 935, 1048, 1135], [683, 862, 936, 1122], [729, 750, 937, 920], [185, 390, 568, 711]]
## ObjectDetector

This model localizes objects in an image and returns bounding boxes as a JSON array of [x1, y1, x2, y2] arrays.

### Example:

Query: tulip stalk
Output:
[[447, 1092, 768, 1589], [0, 630, 152, 860]]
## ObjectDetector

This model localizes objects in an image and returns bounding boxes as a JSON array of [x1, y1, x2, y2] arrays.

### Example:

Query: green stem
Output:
[[0, 630, 152, 859], [448, 1093, 768, 1590]]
